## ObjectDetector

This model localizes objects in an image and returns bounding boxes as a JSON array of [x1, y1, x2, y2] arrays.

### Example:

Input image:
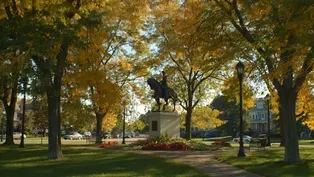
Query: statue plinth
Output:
[[147, 112, 180, 138]]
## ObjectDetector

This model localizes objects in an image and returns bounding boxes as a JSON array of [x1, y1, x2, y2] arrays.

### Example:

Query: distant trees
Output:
[[211, 95, 250, 136]]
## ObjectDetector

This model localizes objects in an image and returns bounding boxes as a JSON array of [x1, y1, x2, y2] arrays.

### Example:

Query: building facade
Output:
[[249, 98, 274, 133]]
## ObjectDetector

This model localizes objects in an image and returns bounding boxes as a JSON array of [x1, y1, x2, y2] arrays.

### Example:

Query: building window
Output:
[[152, 121, 158, 131], [257, 103, 263, 109], [262, 114, 264, 118], [252, 114, 255, 119]]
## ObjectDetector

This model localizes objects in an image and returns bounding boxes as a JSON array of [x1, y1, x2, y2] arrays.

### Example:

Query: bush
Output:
[[147, 134, 172, 144], [188, 140, 212, 151]]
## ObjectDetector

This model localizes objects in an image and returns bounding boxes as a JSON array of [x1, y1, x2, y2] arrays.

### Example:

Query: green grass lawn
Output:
[[0, 145, 208, 177], [215, 148, 314, 177]]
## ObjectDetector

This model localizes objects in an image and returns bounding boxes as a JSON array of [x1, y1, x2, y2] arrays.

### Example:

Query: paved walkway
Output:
[[71, 146, 262, 177], [125, 150, 262, 177]]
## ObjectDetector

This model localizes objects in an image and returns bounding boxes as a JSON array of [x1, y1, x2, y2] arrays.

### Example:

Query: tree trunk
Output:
[[47, 93, 63, 159], [278, 89, 300, 163], [96, 113, 103, 144], [45, 42, 68, 159], [184, 88, 194, 140], [4, 106, 15, 145], [2, 82, 18, 145], [185, 107, 192, 140], [279, 107, 285, 146]]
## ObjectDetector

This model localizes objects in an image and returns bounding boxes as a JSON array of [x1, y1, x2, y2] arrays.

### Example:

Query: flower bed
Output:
[[129, 135, 221, 151], [100, 141, 118, 148], [142, 142, 190, 151], [211, 141, 231, 147]]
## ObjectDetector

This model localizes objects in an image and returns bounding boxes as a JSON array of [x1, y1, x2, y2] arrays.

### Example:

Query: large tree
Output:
[[149, 0, 233, 139], [0, 52, 20, 145], [63, 0, 149, 143], [0, 1, 26, 144], [0, 0, 107, 159], [213, 0, 314, 163]]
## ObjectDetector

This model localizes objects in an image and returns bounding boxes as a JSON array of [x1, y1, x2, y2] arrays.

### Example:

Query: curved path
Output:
[[125, 150, 262, 177]]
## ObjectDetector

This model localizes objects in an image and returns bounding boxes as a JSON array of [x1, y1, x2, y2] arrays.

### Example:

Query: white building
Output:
[[249, 98, 274, 133]]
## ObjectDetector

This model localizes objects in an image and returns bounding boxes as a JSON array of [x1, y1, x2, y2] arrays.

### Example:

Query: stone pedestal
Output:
[[148, 112, 180, 138]]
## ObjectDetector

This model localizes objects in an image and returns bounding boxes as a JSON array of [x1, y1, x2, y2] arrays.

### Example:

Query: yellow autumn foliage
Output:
[[192, 106, 225, 129], [102, 113, 118, 132]]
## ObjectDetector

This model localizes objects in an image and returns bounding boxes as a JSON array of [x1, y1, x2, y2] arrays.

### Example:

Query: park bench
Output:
[[249, 138, 266, 151]]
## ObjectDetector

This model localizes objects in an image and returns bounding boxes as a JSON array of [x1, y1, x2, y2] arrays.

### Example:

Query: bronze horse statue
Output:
[[147, 78, 178, 112]]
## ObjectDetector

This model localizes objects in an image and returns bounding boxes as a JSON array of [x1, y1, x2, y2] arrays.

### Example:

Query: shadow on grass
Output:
[[202, 136, 233, 142], [0, 145, 208, 177], [216, 149, 314, 177]]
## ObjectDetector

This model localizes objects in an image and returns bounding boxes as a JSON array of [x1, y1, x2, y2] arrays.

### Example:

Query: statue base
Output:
[[147, 112, 180, 138]]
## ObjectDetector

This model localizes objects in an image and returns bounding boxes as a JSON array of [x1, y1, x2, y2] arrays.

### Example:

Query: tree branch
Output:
[[192, 99, 200, 109], [12, 0, 19, 16], [168, 53, 188, 83], [294, 56, 314, 92]]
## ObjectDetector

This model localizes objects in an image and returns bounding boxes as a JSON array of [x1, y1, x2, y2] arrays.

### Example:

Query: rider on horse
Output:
[[161, 71, 168, 99]]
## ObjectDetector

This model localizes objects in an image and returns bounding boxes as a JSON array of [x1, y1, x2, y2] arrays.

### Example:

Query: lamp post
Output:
[[122, 101, 126, 145], [265, 94, 271, 146], [236, 61, 246, 157], [19, 76, 28, 148]]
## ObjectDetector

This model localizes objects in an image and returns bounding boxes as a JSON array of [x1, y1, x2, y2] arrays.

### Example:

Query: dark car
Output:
[[191, 130, 206, 138], [203, 129, 220, 138]]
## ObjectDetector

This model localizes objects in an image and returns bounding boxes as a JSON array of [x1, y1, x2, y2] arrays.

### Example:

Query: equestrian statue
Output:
[[147, 71, 178, 112]]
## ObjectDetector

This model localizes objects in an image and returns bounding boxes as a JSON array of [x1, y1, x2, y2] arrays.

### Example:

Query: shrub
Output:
[[188, 140, 212, 151], [147, 134, 172, 144]]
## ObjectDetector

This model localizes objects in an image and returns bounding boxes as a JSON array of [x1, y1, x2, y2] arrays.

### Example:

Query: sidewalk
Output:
[[125, 150, 262, 177]]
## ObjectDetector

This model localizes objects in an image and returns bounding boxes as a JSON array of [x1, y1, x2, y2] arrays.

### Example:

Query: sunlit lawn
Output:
[[0, 145, 208, 177], [215, 148, 314, 177]]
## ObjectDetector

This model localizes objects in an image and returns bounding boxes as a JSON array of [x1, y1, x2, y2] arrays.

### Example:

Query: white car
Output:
[[13, 132, 26, 140], [233, 135, 252, 143], [83, 132, 91, 137]]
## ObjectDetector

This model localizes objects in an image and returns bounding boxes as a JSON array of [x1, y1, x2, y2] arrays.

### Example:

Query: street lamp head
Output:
[[236, 61, 245, 79]]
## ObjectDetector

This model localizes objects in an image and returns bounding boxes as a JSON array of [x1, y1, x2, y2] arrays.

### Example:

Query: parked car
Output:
[[102, 132, 112, 139], [203, 129, 220, 138], [125, 131, 134, 138], [233, 135, 252, 143], [192, 130, 205, 138], [79, 132, 91, 139], [13, 132, 26, 140], [63, 132, 83, 140], [83, 131, 91, 137]]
